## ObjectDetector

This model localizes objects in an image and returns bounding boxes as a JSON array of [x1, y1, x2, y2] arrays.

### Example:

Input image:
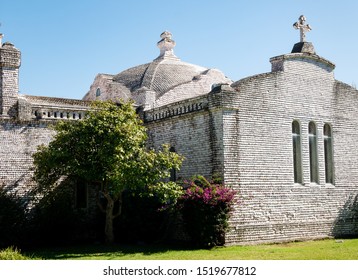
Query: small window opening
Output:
[[309, 122, 319, 183], [324, 124, 334, 184], [292, 121, 303, 184]]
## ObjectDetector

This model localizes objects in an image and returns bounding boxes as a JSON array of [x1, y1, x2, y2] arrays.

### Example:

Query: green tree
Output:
[[32, 101, 183, 243]]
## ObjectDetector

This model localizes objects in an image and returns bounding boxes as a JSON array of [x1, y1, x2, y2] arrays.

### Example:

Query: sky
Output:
[[1, 0, 358, 99]]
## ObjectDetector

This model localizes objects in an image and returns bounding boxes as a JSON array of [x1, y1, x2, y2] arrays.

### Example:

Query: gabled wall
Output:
[[224, 53, 358, 244]]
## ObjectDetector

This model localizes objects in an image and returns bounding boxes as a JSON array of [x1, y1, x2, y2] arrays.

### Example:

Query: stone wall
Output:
[[0, 119, 99, 220], [0, 42, 21, 117], [224, 54, 358, 244], [0, 120, 54, 197], [145, 97, 214, 180]]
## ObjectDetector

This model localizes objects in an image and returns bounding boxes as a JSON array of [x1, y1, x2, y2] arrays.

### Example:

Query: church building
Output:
[[1, 16, 357, 244]]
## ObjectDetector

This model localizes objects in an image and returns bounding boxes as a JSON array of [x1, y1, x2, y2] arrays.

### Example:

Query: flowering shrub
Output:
[[180, 175, 237, 247]]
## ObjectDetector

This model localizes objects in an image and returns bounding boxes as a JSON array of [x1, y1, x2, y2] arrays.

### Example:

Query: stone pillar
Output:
[[0, 40, 21, 118]]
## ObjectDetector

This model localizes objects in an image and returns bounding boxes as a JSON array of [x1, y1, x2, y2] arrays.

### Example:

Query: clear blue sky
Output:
[[1, 0, 357, 99]]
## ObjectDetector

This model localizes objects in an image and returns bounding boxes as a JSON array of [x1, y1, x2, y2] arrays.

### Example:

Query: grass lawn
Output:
[[25, 238, 358, 260]]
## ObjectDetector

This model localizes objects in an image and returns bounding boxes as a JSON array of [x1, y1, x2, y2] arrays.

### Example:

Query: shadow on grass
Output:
[[26, 242, 196, 260]]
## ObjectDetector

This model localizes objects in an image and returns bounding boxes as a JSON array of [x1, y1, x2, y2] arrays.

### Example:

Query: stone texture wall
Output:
[[0, 120, 99, 219], [83, 73, 131, 103], [0, 43, 21, 117], [144, 57, 358, 244], [0, 120, 54, 197], [145, 97, 213, 180], [224, 54, 358, 244]]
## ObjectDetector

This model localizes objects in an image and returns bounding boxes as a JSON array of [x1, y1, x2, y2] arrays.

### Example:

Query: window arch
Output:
[[292, 121, 302, 183], [309, 122, 319, 183], [324, 123, 334, 184], [96, 88, 101, 97]]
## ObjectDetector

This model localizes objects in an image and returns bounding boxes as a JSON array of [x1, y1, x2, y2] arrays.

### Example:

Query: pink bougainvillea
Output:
[[180, 175, 238, 247]]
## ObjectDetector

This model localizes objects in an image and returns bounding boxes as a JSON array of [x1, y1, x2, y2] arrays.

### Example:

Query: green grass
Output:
[[0, 247, 31, 260], [25, 238, 358, 260]]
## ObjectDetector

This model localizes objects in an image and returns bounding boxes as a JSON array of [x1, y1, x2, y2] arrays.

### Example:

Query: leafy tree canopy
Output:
[[33, 100, 184, 243]]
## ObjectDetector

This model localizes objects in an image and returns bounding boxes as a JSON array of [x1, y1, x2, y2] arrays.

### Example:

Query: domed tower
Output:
[[84, 31, 231, 109], [0, 33, 21, 118]]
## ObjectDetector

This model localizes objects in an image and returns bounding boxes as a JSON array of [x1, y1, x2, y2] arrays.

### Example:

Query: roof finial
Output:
[[293, 15, 312, 42], [156, 31, 178, 60]]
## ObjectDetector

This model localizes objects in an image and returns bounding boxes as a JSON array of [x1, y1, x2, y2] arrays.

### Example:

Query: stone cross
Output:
[[293, 15, 312, 42]]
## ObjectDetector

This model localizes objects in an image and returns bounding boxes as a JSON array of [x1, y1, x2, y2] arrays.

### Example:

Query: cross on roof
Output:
[[293, 15, 312, 42]]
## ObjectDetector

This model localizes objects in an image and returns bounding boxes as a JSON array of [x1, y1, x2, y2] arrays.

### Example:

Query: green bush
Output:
[[0, 247, 30, 260], [0, 188, 26, 248], [180, 176, 237, 247]]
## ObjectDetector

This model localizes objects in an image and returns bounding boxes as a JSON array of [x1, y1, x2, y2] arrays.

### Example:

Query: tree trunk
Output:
[[102, 191, 123, 244]]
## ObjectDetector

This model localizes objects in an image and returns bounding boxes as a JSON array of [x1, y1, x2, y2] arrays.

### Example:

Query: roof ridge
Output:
[[140, 60, 162, 91]]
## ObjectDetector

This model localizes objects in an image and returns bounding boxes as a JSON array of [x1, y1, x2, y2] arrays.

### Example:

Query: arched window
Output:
[[324, 124, 334, 184], [169, 147, 177, 182], [309, 122, 319, 183], [96, 88, 101, 97], [292, 121, 302, 183]]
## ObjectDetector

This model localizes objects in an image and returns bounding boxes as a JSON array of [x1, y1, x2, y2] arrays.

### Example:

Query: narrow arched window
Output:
[[324, 124, 334, 184], [292, 121, 302, 183], [96, 88, 101, 97], [169, 147, 177, 182], [309, 122, 319, 183]]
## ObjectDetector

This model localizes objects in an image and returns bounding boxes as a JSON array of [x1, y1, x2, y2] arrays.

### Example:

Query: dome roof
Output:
[[113, 58, 207, 96], [86, 31, 232, 107]]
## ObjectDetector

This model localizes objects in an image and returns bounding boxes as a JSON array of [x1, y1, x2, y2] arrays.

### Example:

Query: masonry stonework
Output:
[[1, 20, 358, 244]]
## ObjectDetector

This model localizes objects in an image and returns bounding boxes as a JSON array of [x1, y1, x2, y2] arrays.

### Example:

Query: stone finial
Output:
[[293, 15, 312, 42], [156, 31, 178, 59]]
